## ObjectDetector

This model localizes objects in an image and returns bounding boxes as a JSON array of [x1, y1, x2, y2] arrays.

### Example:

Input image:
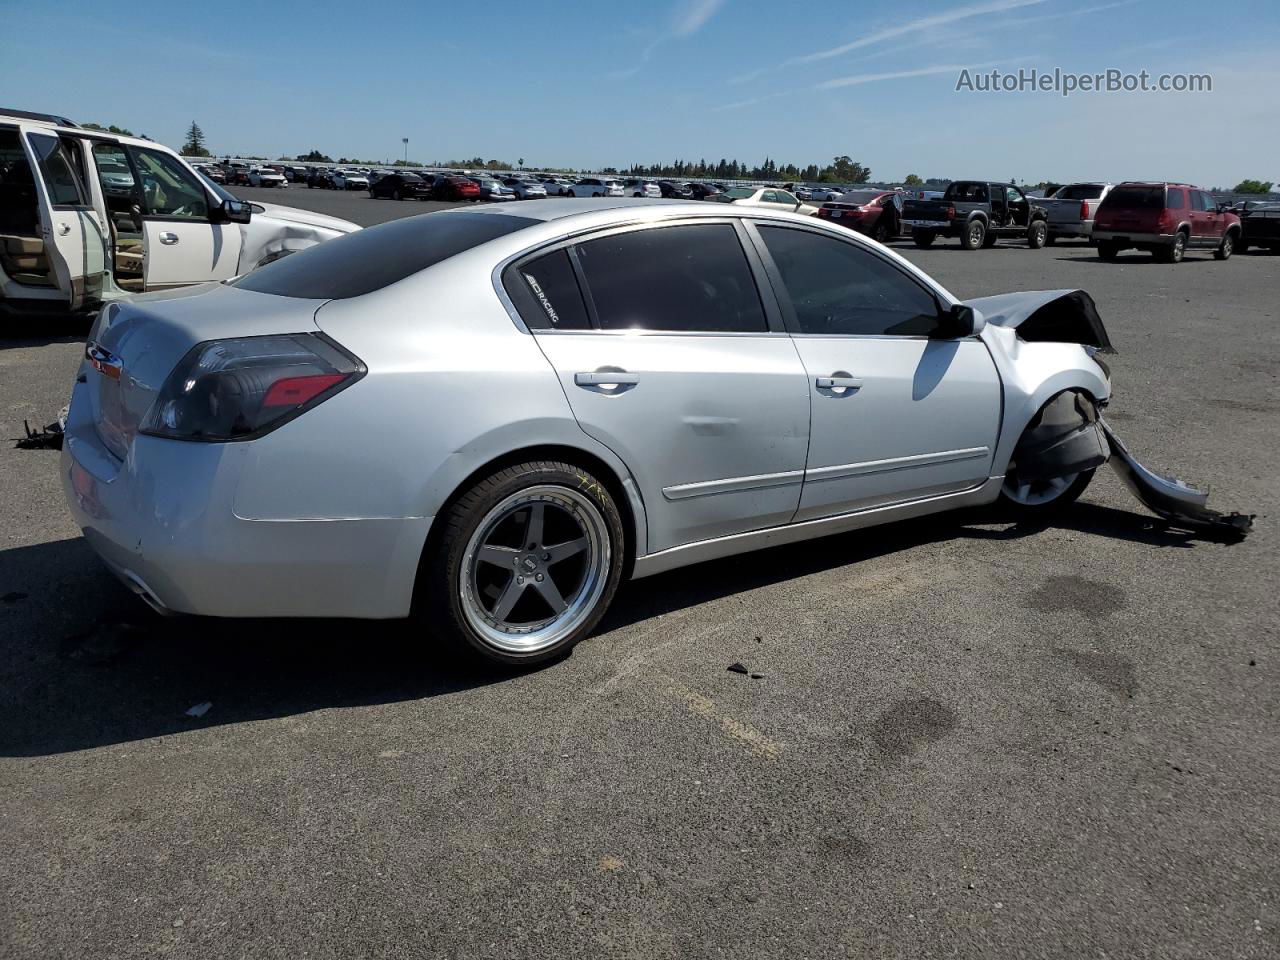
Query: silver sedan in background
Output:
[[62, 199, 1241, 667], [502, 177, 548, 200]]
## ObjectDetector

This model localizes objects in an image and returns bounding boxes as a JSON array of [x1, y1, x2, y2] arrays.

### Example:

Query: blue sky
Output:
[[3, 0, 1277, 185]]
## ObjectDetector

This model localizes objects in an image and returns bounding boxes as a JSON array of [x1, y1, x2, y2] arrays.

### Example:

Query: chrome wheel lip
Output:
[[1002, 472, 1078, 506], [459, 484, 610, 656]]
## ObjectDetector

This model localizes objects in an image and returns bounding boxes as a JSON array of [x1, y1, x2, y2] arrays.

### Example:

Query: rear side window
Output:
[[27, 133, 87, 206], [758, 226, 940, 337], [503, 248, 591, 330], [1189, 191, 1206, 212], [1101, 186, 1164, 210], [233, 212, 537, 299], [1055, 184, 1105, 200], [573, 224, 767, 333], [1166, 188, 1186, 209]]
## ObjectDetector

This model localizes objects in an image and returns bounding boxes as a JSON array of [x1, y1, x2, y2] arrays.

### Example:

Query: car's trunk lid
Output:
[[86, 283, 327, 460]]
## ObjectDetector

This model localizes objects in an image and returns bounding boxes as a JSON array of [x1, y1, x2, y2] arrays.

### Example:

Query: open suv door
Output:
[[1, 122, 109, 312]]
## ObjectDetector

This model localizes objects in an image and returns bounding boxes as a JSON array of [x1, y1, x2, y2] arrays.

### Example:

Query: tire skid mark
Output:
[[667, 682, 783, 761]]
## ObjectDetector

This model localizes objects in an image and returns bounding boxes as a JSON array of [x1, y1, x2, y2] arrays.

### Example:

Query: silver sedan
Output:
[[61, 199, 1244, 666]]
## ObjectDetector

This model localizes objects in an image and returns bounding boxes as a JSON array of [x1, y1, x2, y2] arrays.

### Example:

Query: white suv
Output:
[[569, 178, 625, 198], [247, 166, 287, 188], [0, 109, 360, 316]]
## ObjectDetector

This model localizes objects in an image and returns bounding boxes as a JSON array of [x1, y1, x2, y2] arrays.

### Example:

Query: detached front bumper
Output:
[[1100, 420, 1253, 536]]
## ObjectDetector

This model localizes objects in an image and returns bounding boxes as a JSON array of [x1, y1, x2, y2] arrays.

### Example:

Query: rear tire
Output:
[[1157, 231, 1187, 263], [871, 221, 890, 244], [419, 461, 626, 667], [912, 230, 936, 248], [1214, 232, 1235, 260], [1027, 220, 1048, 249], [1098, 241, 1120, 260], [961, 219, 986, 250]]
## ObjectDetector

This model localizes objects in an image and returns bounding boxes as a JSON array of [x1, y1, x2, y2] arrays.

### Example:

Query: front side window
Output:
[[130, 147, 209, 219], [758, 225, 940, 337], [574, 224, 767, 333]]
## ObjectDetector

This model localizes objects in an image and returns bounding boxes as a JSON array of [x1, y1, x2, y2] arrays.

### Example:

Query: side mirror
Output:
[[937, 304, 984, 338], [212, 198, 252, 224]]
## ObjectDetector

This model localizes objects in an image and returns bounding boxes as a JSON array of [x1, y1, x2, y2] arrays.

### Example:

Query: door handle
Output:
[[816, 375, 863, 390], [574, 371, 639, 388], [158, 231, 179, 245]]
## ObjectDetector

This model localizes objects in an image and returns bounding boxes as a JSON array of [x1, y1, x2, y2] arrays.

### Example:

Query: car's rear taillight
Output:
[[1157, 209, 1171, 231], [140, 334, 364, 442], [946, 205, 956, 220], [1080, 200, 1090, 221]]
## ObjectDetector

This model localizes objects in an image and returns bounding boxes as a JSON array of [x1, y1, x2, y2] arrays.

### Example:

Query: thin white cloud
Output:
[[672, 0, 728, 37], [606, 0, 727, 79], [791, 0, 1046, 65], [815, 58, 1018, 90], [1001, 0, 1140, 27]]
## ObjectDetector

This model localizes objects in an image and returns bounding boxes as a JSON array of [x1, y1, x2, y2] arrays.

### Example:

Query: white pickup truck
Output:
[[1, 108, 359, 317], [1037, 182, 1113, 244]]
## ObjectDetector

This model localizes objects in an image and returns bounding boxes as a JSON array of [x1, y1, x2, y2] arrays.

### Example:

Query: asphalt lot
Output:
[[2, 188, 1278, 959]]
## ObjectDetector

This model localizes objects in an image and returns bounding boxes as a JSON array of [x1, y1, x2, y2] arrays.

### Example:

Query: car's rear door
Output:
[[505, 219, 811, 554], [125, 144, 241, 289], [746, 220, 1001, 521], [17, 126, 109, 310]]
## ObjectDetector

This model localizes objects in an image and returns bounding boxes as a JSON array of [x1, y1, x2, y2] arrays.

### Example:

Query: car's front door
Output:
[[127, 145, 241, 288], [504, 220, 811, 554], [747, 221, 1002, 521], [18, 128, 109, 310]]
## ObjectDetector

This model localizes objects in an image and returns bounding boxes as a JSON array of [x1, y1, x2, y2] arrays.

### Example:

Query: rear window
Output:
[[1101, 186, 1164, 209], [232, 212, 537, 299], [1054, 184, 1105, 200], [944, 182, 989, 202]]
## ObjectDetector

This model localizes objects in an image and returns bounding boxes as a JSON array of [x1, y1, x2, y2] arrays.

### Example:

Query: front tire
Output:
[[421, 461, 625, 667], [999, 470, 1094, 517], [1214, 232, 1235, 260]]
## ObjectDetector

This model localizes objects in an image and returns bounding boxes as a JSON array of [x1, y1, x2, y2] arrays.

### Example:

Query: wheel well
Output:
[[422, 444, 640, 581]]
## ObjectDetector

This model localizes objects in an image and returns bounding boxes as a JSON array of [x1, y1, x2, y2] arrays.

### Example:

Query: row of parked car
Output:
[[199, 157, 1280, 264], [874, 179, 1276, 262]]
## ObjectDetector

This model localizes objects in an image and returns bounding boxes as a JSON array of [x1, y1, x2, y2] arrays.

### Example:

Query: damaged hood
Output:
[[249, 201, 360, 235], [965, 289, 1114, 353]]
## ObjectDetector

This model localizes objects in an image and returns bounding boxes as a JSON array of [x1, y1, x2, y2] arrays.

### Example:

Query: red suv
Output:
[[1093, 182, 1240, 263]]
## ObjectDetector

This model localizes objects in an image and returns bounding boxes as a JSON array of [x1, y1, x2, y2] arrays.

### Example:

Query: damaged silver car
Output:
[[60, 200, 1251, 666]]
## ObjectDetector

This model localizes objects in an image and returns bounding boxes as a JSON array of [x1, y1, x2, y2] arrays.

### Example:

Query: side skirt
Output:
[[630, 477, 1003, 580]]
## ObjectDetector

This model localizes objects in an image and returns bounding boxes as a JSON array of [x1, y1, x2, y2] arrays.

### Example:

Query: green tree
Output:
[[296, 149, 332, 162], [83, 122, 135, 137], [1232, 179, 1274, 194], [181, 121, 210, 157], [903, 173, 923, 187]]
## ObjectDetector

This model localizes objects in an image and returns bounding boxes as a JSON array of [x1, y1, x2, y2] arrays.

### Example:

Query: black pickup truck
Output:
[[901, 181, 1049, 250], [1233, 200, 1280, 253]]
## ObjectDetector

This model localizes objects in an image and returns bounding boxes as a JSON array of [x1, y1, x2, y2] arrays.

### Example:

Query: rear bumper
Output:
[[1048, 220, 1093, 237], [60, 380, 429, 619], [1093, 230, 1173, 245]]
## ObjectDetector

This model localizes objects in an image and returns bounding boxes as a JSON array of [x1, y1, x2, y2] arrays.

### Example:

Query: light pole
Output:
[[402, 138, 408, 164]]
